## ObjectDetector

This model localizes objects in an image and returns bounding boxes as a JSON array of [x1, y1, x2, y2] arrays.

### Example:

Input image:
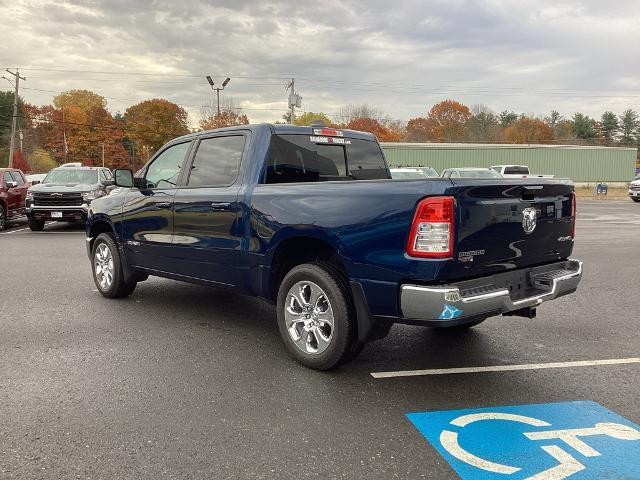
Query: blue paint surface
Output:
[[406, 401, 640, 479], [438, 304, 463, 320]]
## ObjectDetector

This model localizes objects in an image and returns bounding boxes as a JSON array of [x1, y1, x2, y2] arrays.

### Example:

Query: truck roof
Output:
[[170, 123, 378, 144]]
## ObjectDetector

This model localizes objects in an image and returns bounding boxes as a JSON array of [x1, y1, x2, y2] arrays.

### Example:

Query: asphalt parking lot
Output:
[[1, 200, 639, 479]]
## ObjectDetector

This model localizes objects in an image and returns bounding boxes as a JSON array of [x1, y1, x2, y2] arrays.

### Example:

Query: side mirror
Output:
[[31, 180, 41, 185], [114, 169, 134, 188], [5, 180, 18, 189]]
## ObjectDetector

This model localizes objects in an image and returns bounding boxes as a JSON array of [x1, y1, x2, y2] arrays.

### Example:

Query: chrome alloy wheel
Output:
[[94, 242, 114, 290], [285, 281, 334, 355]]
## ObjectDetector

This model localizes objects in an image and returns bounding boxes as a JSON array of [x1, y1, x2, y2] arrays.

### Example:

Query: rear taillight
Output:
[[406, 196, 455, 258], [571, 192, 577, 239]]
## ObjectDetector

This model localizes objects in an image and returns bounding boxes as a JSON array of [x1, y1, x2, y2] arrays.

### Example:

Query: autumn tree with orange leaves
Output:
[[503, 117, 555, 144], [200, 110, 249, 130], [346, 117, 402, 142], [405, 117, 429, 142], [425, 100, 471, 142], [124, 99, 189, 162]]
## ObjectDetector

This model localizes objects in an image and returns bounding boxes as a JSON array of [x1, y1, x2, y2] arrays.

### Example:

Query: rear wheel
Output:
[[28, 217, 45, 231], [91, 233, 137, 298], [277, 263, 357, 370], [0, 205, 6, 231]]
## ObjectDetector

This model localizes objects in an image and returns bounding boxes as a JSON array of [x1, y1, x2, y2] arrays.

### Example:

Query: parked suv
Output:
[[0, 168, 29, 231], [26, 166, 112, 231]]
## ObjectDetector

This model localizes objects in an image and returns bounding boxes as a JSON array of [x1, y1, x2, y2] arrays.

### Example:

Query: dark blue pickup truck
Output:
[[86, 124, 582, 369]]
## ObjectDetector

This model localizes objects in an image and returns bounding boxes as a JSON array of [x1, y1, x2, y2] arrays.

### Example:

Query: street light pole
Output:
[[205, 76, 231, 116], [3, 68, 26, 168]]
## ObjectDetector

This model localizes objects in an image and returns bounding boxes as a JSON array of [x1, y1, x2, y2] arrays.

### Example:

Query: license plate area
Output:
[[51, 211, 63, 218]]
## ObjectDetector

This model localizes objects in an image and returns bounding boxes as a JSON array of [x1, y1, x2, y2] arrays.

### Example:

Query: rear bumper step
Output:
[[399, 259, 582, 326]]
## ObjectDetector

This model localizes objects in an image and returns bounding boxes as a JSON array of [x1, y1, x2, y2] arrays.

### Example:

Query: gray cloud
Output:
[[2, 0, 639, 124]]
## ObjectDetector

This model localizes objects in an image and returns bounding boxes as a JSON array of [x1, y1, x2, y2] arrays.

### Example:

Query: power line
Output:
[[19, 86, 289, 112], [19, 67, 291, 80]]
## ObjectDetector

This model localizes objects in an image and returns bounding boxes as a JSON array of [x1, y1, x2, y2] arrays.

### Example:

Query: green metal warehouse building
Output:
[[380, 143, 637, 183]]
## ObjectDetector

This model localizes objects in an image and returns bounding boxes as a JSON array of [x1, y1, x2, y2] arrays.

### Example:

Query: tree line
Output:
[[1, 89, 638, 173]]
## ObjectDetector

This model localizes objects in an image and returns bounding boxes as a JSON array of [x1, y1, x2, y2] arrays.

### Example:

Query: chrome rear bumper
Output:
[[400, 259, 582, 325]]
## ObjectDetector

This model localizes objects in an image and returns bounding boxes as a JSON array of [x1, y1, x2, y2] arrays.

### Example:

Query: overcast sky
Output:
[[1, 0, 639, 126]]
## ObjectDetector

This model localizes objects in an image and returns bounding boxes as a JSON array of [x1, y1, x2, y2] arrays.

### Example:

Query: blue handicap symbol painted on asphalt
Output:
[[406, 401, 640, 479]]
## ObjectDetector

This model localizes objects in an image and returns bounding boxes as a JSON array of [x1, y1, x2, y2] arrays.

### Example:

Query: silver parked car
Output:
[[441, 167, 503, 179], [390, 167, 439, 179], [629, 174, 640, 203]]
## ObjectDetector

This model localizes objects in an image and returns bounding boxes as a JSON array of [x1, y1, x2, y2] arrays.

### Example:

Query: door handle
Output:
[[156, 202, 172, 209], [210, 202, 231, 211]]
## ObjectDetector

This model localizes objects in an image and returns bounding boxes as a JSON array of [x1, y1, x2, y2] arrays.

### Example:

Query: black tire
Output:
[[0, 205, 6, 231], [28, 217, 45, 231], [632, 198, 640, 203], [277, 263, 357, 370], [91, 233, 137, 298]]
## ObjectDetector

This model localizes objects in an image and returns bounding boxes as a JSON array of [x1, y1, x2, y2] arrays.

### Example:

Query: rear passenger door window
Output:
[[187, 136, 245, 187]]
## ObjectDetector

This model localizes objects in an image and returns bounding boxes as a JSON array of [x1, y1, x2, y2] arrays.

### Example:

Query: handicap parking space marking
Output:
[[406, 401, 640, 479]]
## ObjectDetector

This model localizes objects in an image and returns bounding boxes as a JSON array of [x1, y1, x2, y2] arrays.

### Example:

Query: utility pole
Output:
[[205, 76, 231, 116], [101, 143, 105, 167], [4, 69, 26, 168], [288, 78, 295, 123], [286, 78, 301, 124]]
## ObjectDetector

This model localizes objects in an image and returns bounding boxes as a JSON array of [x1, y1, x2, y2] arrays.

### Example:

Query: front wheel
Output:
[[0, 205, 6, 231], [28, 217, 45, 231], [632, 198, 640, 203], [276, 263, 357, 370], [91, 233, 137, 298]]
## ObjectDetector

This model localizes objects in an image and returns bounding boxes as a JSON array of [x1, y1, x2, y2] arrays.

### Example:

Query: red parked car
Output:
[[0, 168, 30, 230]]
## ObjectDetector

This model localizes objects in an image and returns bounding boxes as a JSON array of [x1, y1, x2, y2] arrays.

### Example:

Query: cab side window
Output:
[[144, 142, 191, 189], [3, 171, 13, 185], [10, 171, 25, 185], [187, 136, 245, 187]]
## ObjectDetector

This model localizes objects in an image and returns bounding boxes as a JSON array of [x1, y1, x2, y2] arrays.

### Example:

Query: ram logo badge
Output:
[[444, 291, 461, 302], [522, 207, 537, 234]]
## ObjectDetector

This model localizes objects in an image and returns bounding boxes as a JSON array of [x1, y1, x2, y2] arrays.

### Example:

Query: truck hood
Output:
[[28, 183, 98, 193]]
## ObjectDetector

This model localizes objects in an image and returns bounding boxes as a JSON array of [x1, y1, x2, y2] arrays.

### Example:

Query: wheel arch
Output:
[[266, 230, 349, 302], [88, 218, 118, 252]]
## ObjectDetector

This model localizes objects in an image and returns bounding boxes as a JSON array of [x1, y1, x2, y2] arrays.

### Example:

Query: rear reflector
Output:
[[406, 196, 454, 258]]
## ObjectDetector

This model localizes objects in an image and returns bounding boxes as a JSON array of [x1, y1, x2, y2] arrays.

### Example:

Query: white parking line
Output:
[[370, 357, 640, 379], [0, 222, 67, 235]]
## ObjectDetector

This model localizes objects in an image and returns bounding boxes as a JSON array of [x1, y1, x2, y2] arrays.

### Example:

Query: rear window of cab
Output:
[[262, 134, 390, 184]]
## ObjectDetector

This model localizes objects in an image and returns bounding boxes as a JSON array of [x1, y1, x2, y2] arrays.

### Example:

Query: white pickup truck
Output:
[[491, 165, 554, 179]]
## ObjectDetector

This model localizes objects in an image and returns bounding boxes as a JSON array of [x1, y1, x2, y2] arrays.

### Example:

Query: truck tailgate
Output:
[[447, 179, 575, 278]]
